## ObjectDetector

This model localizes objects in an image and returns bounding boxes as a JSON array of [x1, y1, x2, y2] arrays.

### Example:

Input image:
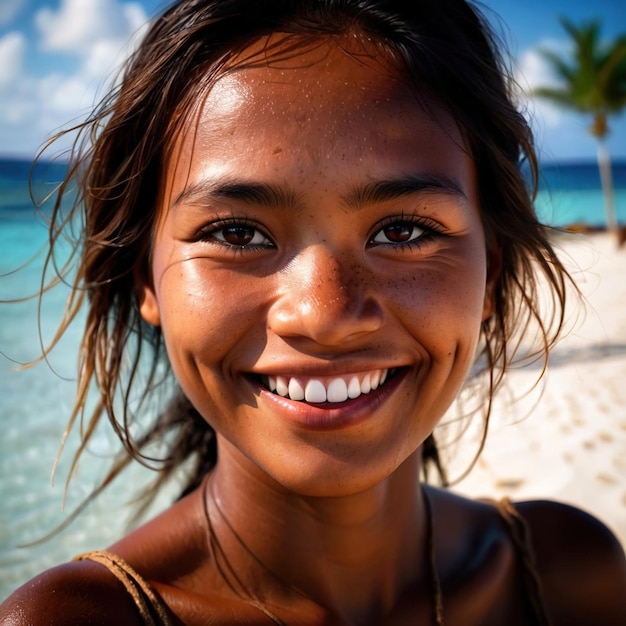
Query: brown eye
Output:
[[208, 223, 272, 248], [221, 226, 256, 246], [371, 222, 425, 245], [383, 224, 412, 243]]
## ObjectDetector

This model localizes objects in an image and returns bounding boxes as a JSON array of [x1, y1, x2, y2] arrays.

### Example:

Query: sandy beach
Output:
[[445, 230, 626, 547]]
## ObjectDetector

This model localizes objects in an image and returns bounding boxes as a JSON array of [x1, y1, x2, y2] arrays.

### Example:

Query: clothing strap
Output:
[[73, 550, 174, 625], [495, 499, 552, 626]]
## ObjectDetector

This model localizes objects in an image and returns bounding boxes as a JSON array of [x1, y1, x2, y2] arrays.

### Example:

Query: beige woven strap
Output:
[[73, 550, 174, 625], [495, 499, 552, 626]]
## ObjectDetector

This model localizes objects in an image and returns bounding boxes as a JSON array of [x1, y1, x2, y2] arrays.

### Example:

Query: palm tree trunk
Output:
[[596, 140, 618, 235]]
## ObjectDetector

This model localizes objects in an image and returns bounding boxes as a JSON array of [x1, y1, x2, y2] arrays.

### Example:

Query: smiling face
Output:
[[138, 37, 493, 496]]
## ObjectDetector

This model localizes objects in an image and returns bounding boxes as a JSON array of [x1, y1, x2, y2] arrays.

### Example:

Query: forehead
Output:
[[161, 34, 471, 205], [172, 34, 464, 156], [206, 36, 407, 119]]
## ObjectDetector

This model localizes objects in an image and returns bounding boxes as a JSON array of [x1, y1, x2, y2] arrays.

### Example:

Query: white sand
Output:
[[446, 231, 626, 547]]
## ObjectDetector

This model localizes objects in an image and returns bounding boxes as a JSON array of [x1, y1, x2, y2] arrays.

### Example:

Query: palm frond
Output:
[[532, 87, 579, 111], [533, 17, 626, 121]]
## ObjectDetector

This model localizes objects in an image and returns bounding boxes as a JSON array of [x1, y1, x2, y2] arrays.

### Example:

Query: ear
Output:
[[135, 269, 161, 327], [482, 245, 501, 322]]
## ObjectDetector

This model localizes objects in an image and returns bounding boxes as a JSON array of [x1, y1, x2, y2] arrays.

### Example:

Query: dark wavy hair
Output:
[[34, 0, 572, 525]]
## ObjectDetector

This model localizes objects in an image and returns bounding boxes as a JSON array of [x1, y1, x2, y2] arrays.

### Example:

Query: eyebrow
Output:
[[172, 178, 304, 212], [172, 173, 466, 212], [342, 174, 467, 211]]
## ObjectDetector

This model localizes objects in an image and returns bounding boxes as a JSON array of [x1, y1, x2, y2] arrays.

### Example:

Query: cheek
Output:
[[389, 256, 487, 342], [155, 260, 265, 364]]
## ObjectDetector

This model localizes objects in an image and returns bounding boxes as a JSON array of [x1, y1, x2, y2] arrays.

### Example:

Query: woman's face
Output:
[[139, 39, 493, 496]]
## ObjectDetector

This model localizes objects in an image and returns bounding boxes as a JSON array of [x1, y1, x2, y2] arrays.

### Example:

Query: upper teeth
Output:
[[266, 369, 389, 403]]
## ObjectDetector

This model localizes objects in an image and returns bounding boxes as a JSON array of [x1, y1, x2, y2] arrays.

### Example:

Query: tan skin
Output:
[[2, 38, 626, 625]]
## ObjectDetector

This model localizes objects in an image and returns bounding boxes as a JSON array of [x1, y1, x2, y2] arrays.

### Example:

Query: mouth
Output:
[[258, 368, 398, 404]]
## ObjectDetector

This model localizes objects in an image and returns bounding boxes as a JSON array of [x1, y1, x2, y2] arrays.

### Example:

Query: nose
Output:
[[268, 245, 383, 348]]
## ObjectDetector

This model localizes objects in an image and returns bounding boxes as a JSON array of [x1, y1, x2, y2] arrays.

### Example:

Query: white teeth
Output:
[[288, 378, 305, 401], [265, 369, 390, 403], [305, 379, 326, 403], [276, 376, 289, 397], [360, 374, 371, 394], [370, 370, 380, 390], [327, 378, 348, 403], [347, 376, 361, 399]]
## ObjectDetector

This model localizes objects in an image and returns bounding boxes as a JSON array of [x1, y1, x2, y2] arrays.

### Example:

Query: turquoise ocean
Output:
[[1, 157, 626, 599]]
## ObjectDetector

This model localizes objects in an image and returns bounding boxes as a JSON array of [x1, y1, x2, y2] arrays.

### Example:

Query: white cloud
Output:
[[35, 0, 150, 94], [516, 38, 570, 91], [0, 0, 150, 157], [517, 49, 553, 92], [36, 0, 145, 54], [0, 0, 27, 26], [40, 73, 94, 115], [515, 41, 571, 130], [0, 32, 25, 88]]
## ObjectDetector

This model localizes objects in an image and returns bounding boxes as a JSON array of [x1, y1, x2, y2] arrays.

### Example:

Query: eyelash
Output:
[[196, 218, 275, 251], [195, 214, 444, 253], [367, 215, 444, 250]]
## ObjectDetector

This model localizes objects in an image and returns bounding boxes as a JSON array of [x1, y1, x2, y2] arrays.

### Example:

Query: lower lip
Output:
[[254, 369, 407, 432]]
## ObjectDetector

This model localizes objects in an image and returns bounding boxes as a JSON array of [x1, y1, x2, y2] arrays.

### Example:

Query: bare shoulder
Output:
[[516, 499, 626, 625], [0, 559, 147, 626], [0, 489, 205, 625]]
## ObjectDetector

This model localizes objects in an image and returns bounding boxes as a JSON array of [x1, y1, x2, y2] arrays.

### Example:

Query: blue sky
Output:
[[0, 0, 625, 162]]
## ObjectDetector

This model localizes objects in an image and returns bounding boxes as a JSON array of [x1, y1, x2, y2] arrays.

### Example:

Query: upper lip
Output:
[[247, 358, 408, 379]]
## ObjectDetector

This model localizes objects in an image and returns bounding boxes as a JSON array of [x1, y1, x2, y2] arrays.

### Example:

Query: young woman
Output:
[[1, 0, 625, 624]]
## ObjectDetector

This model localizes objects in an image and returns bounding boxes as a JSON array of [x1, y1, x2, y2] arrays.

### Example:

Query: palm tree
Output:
[[533, 18, 626, 235]]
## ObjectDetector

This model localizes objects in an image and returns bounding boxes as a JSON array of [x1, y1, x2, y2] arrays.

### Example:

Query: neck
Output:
[[205, 446, 429, 623]]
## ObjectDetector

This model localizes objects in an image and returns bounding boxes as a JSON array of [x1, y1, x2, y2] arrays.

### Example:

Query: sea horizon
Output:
[[2, 155, 626, 228]]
